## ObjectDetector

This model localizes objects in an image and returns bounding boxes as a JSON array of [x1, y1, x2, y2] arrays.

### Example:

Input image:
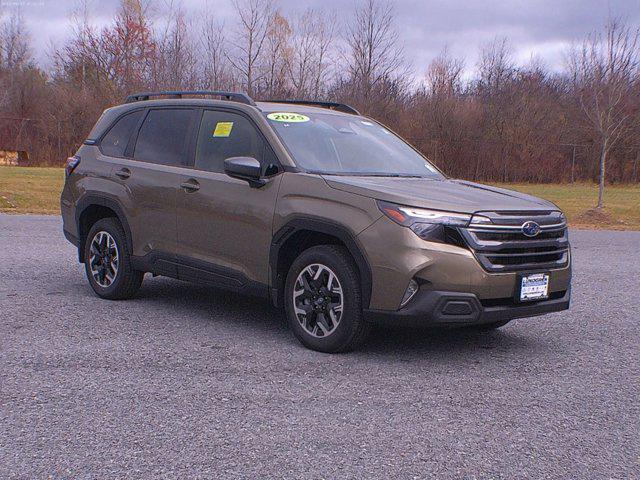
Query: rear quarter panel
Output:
[[61, 145, 114, 241]]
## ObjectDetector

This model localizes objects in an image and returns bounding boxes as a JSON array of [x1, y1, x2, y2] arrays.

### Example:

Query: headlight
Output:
[[469, 214, 493, 225], [377, 200, 471, 242]]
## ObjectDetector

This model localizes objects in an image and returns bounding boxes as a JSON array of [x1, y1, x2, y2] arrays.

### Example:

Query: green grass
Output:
[[1, 167, 638, 229], [0, 166, 64, 214]]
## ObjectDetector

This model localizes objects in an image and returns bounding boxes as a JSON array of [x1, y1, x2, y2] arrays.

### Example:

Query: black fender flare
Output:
[[75, 193, 134, 261], [269, 216, 373, 308]]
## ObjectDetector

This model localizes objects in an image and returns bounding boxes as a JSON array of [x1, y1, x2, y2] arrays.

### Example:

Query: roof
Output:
[[86, 97, 360, 142], [108, 98, 355, 115], [120, 91, 360, 115]]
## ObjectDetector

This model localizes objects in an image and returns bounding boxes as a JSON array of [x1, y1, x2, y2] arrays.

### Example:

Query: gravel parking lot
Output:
[[1, 214, 638, 479]]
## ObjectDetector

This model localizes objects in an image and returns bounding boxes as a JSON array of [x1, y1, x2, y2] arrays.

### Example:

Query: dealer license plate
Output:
[[519, 273, 549, 302]]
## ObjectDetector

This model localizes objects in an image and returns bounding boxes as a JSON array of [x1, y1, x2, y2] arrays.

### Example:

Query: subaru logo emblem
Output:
[[522, 221, 541, 237]]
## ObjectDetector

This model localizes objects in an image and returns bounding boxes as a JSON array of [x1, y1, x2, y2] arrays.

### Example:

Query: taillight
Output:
[[65, 156, 80, 177]]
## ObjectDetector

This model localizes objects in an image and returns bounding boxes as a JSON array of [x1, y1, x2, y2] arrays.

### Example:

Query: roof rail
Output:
[[265, 99, 360, 115], [124, 90, 256, 106]]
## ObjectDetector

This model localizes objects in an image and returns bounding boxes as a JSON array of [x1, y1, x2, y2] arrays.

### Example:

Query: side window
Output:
[[100, 110, 143, 157], [194, 110, 265, 173], [133, 109, 194, 166]]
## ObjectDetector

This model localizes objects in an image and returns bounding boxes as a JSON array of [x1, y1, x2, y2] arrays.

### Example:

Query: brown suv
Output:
[[61, 91, 571, 352]]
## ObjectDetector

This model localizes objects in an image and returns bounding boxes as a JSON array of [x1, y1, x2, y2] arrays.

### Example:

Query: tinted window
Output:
[[134, 109, 194, 166], [100, 110, 143, 157], [195, 110, 265, 173]]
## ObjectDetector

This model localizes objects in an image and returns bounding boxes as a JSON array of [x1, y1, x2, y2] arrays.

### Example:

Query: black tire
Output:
[[284, 245, 370, 353], [84, 217, 143, 300]]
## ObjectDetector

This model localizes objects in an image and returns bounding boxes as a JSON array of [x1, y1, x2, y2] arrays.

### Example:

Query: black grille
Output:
[[460, 211, 570, 272], [473, 229, 564, 243]]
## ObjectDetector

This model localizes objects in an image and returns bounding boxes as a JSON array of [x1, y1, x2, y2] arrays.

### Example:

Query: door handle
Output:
[[180, 180, 200, 192], [115, 168, 131, 179]]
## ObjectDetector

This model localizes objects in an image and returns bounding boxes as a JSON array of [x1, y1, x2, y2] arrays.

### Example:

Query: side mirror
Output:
[[224, 156, 266, 188]]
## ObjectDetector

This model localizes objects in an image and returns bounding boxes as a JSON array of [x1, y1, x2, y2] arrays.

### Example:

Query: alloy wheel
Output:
[[89, 231, 119, 288], [293, 263, 344, 338]]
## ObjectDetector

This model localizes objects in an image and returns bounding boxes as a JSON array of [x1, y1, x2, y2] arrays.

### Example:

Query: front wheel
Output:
[[284, 245, 370, 353], [84, 218, 143, 300]]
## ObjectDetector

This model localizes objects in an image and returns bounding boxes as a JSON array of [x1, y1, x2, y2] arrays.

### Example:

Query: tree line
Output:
[[1, 0, 639, 198]]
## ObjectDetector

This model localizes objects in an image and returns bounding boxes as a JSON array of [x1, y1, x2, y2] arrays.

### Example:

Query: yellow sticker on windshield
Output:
[[267, 112, 310, 123], [213, 122, 233, 137]]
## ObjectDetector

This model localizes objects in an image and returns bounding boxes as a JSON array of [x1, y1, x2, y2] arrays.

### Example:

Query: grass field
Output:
[[0, 167, 64, 215], [1, 166, 639, 229]]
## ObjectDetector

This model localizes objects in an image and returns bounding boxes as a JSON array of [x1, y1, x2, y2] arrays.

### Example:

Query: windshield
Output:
[[264, 111, 443, 178]]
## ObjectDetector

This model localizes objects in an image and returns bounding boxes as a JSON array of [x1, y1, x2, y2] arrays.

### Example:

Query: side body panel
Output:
[[273, 173, 381, 235], [176, 171, 283, 287], [106, 156, 180, 259], [65, 148, 183, 273]]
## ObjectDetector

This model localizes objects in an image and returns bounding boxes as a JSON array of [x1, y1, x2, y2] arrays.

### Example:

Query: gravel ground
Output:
[[1, 214, 638, 479]]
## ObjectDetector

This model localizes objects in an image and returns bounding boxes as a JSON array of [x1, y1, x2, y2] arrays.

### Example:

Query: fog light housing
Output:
[[400, 279, 419, 307]]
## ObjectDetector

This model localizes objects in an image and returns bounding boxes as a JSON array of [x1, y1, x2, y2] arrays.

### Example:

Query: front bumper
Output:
[[357, 215, 572, 310], [364, 287, 571, 327]]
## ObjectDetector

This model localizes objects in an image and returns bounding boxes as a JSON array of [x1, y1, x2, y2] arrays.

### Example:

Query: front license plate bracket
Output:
[[517, 273, 550, 302]]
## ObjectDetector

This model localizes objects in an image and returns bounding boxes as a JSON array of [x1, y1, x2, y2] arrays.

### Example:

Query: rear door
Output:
[[109, 107, 198, 274], [175, 108, 283, 290]]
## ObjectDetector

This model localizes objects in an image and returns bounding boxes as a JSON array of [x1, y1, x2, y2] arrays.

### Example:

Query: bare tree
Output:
[[54, 0, 156, 96], [475, 38, 518, 182], [344, 0, 407, 106], [569, 18, 640, 208], [201, 17, 234, 90], [262, 10, 292, 98], [311, 10, 335, 98], [289, 10, 315, 97], [0, 8, 32, 113], [104, 0, 156, 93], [289, 9, 335, 98], [0, 8, 30, 71], [477, 37, 515, 94], [154, 5, 198, 89], [426, 46, 464, 97], [226, 0, 274, 96]]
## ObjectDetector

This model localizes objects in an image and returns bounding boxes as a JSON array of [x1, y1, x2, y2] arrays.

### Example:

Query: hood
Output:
[[322, 176, 558, 214]]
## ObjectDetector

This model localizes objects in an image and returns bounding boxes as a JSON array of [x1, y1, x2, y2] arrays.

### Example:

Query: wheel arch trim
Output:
[[75, 194, 133, 262], [269, 216, 373, 309]]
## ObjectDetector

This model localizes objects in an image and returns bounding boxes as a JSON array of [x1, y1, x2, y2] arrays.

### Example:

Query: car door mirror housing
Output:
[[224, 156, 266, 188]]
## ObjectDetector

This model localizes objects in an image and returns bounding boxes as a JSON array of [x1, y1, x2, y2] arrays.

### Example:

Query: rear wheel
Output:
[[84, 218, 143, 300], [284, 245, 370, 353]]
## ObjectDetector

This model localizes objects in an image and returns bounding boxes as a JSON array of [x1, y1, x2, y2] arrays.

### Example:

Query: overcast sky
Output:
[[13, 0, 640, 77]]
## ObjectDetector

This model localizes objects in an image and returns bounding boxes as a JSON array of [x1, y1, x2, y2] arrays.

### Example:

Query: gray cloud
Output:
[[16, 0, 640, 75]]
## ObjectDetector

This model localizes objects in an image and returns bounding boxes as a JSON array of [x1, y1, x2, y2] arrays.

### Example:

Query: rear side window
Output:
[[194, 110, 265, 173], [133, 109, 194, 166], [100, 110, 143, 157]]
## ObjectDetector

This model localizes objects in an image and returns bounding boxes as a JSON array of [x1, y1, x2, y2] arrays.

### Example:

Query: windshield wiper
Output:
[[359, 173, 424, 178], [312, 171, 430, 178]]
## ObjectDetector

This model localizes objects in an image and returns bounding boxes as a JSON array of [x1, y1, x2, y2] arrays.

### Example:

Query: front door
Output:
[[176, 109, 282, 290]]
